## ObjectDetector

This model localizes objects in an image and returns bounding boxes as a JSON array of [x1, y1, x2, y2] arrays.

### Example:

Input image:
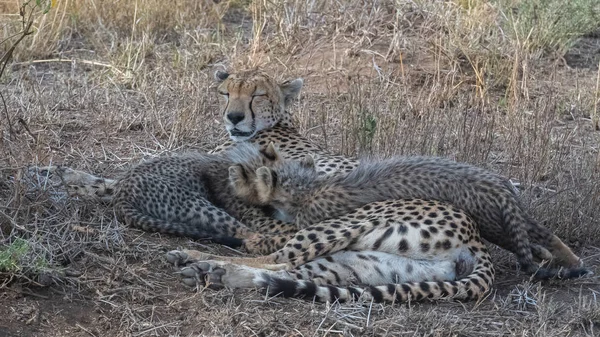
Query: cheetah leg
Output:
[[185, 217, 380, 269], [164, 231, 296, 264], [527, 220, 582, 268], [176, 250, 463, 290], [178, 260, 292, 289], [165, 249, 287, 270], [241, 211, 299, 234], [265, 213, 484, 269], [169, 215, 416, 272], [242, 232, 296, 255], [240, 212, 299, 254], [520, 223, 589, 278], [531, 244, 554, 263], [266, 219, 377, 267], [33, 165, 117, 202]]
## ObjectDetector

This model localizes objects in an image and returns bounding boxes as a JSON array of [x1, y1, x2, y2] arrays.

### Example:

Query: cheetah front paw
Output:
[[28, 165, 115, 201], [178, 261, 265, 289], [32, 166, 94, 188], [179, 262, 227, 289], [34, 165, 72, 179]]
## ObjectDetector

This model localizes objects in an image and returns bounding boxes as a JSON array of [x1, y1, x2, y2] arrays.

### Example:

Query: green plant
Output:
[[0, 238, 30, 273], [357, 110, 377, 155]]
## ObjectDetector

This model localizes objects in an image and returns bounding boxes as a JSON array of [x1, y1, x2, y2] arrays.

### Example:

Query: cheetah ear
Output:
[[214, 70, 230, 82], [262, 142, 281, 162], [255, 166, 276, 204], [299, 154, 315, 169], [280, 78, 303, 106]]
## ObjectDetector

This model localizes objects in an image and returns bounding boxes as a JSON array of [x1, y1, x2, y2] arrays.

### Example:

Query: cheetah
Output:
[[228, 151, 589, 279], [42, 143, 287, 247], [35, 70, 360, 254], [166, 198, 495, 304], [37, 69, 580, 272], [194, 70, 582, 274]]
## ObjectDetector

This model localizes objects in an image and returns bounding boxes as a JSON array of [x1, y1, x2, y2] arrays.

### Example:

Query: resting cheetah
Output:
[[202, 70, 578, 273], [37, 70, 357, 254], [42, 143, 284, 247], [39, 69, 577, 272], [167, 198, 495, 303], [230, 151, 589, 279]]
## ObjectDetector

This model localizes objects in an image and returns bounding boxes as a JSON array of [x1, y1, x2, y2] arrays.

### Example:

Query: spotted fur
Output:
[[37, 69, 579, 270], [169, 198, 495, 304], [111, 143, 285, 244], [233, 151, 588, 279], [37, 70, 358, 254]]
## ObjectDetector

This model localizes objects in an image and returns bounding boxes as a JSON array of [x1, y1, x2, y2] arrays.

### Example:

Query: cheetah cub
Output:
[[231, 150, 590, 280], [111, 143, 285, 245], [42, 143, 280, 246]]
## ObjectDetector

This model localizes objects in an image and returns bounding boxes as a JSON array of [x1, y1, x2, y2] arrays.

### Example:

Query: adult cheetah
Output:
[[167, 198, 495, 304], [39, 69, 581, 275], [193, 70, 584, 277], [227, 150, 589, 279], [36, 70, 358, 254]]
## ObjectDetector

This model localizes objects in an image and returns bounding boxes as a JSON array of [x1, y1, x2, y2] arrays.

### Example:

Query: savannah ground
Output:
[[1, 0, 600, 336]]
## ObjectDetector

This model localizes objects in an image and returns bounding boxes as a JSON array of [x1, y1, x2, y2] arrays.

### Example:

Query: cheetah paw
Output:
[[33, 165, 69, 178], [178, 261, 262, 289], [166, 250, 192, 266], [179, 262, 228, 289]]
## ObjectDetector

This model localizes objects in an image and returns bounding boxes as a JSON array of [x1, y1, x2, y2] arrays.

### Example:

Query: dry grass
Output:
[[1, 0, 600, 336]]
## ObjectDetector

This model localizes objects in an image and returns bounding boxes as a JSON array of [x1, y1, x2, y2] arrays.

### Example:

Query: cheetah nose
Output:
[[227, 112, 245, 125]]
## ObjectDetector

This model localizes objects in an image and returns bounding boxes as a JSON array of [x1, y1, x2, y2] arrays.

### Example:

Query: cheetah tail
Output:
[[257, 252, 495, 304]]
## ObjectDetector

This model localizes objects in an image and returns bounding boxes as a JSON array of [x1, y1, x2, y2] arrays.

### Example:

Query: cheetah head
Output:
[[215, 70, 304, 142], [228, 142, 283, 205], [230, 152, 318, 223]]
